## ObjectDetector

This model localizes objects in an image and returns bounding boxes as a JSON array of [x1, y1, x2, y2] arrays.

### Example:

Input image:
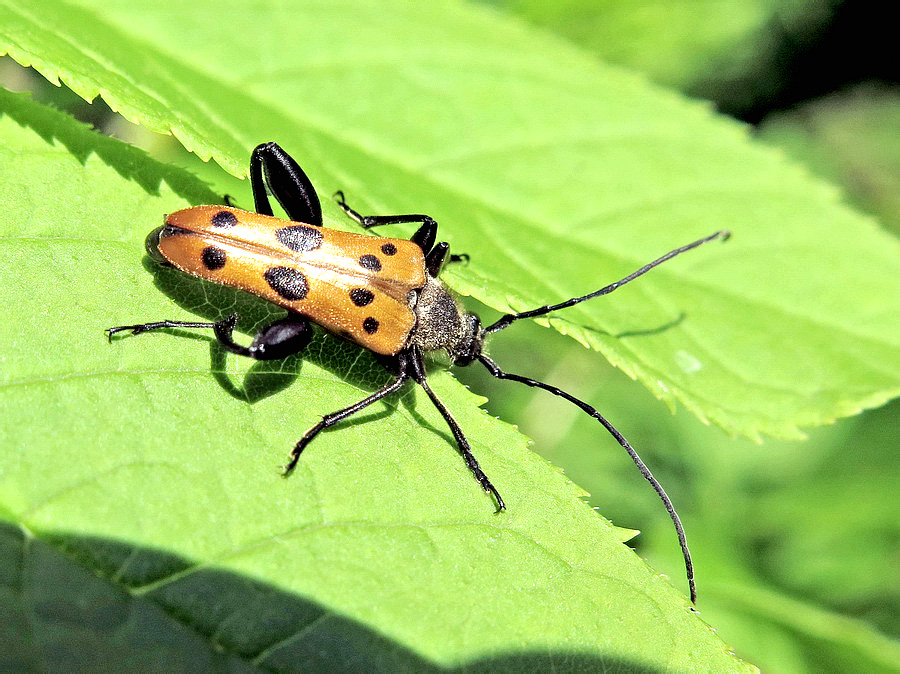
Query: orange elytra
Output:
[[158, 204, 425, 355]]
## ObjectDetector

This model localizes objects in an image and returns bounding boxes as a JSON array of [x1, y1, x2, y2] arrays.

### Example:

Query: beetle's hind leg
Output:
[[107, 313, 313, 361], [251, 142, 323, 226]]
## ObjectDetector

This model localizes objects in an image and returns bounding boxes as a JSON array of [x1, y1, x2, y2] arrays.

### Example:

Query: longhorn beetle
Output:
[[108, 141, 728, 603]]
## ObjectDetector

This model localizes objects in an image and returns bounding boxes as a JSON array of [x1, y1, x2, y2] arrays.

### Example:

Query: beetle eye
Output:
[[145, 226, 168, 264]]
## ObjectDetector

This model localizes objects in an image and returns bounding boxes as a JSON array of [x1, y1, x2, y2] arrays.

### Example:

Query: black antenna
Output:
[[484, 230, 729, 335], [479, 354, 695, 602], [477, 230, 730, 603]]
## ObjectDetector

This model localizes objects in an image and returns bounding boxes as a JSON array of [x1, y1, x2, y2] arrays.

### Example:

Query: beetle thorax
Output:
[[410, 276, 482, 364]]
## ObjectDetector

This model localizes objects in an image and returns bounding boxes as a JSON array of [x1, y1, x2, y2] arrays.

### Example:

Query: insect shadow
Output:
[[138, 254, 409, 405], [138, 250, 460, 445], [136, 256, 302, 402], [132, 252, 689, 472], [286, 329, 451, 443], [613, 311, 686, 339]]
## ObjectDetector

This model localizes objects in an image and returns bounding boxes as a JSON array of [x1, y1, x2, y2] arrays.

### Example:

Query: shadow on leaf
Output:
[[614, 312, 685, 339], [2, 523, 655, 673], [137, 256, 400, 403]]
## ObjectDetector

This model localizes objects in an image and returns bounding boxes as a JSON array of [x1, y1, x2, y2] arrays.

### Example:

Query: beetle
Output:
[[108, 141, 728, 603]]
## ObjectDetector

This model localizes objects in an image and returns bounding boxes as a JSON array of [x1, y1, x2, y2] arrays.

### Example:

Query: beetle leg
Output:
[[476, 353, 696, 602], [331, 192, 473, 264], [251, 142, 323, 226], [408, 347, 505, 512], [283, 356, 411, 475], [410, 220, 437, 256], [333, 191, 439, 255], [107, 313, 313, 361], [424, 242, 449, 277], [214, 314, 313, 361], [107, 319, 220, 338]]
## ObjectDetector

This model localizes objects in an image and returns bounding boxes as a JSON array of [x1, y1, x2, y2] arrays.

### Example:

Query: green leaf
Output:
[[462, 321, 900, 672], [0, 90, 750, 670], [0, 0, 247, 175], [2, 1, 900, 668], [2, 1, 899, 443]]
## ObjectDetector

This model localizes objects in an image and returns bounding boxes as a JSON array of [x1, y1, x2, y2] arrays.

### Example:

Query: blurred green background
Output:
[[2, 0, 896, 671]]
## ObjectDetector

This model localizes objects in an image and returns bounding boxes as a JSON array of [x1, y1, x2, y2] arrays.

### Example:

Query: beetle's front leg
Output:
[[107, 313, 313, 361]]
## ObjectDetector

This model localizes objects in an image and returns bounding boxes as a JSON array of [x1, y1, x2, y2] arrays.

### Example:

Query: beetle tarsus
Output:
[[106, 319, 218, 340], [479, 472, 506, 512]]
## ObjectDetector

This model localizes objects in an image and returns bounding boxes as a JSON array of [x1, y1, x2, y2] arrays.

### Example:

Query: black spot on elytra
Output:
[[211, 210, 238, 228], [359, 254, 381, 271], [362, 317, 379, 334], [264, 267, 308, 301], [381, 243, 397, 256], [276, 225, 323, 253], [349, 288, 375, 307], [201, 246, 227, 270]]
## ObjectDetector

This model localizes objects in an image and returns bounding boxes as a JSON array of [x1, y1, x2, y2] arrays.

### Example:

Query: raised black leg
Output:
[[477, 354, 695, 603], [107, 313, 313, 362], [334, 191, 439, 255], [424, 242, 449, 277], [409, 347, 505, 512], [283, 356, 411, 474], [250, 142, 322, 226]]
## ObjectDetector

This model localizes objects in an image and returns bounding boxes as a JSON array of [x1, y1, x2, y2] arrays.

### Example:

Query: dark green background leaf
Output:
[[478, 0, 834, 114], [758, 84, 900, 235]]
